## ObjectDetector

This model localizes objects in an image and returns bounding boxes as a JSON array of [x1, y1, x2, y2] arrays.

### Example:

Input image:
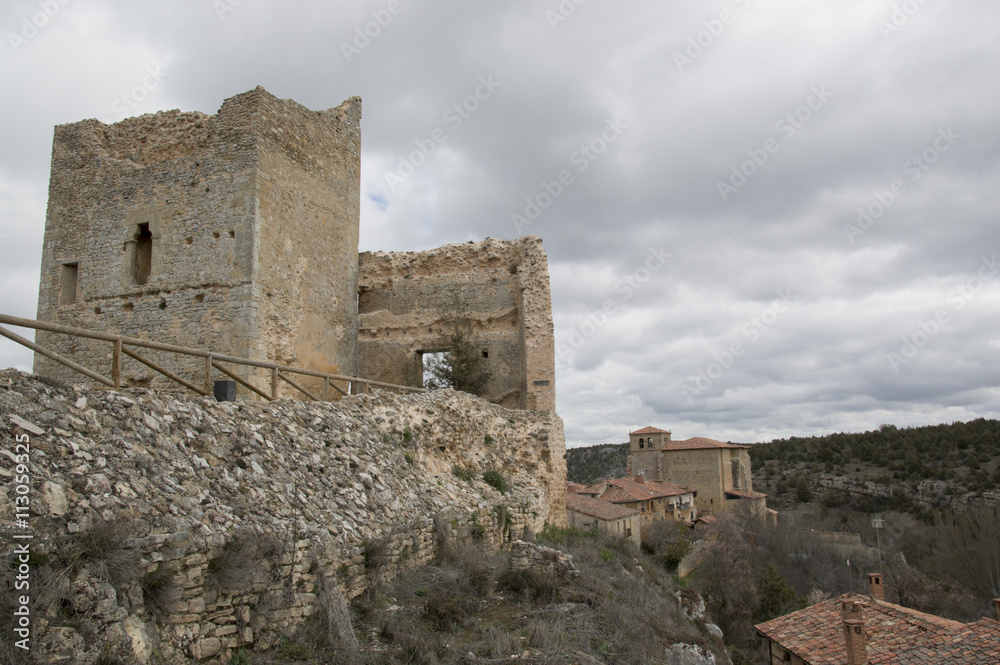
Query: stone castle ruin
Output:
[[6, 87, 567, 663], [34, 86, 555, 408]]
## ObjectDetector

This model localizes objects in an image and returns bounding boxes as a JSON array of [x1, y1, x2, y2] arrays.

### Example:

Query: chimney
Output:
[[841, 600, 868, 665], [634, 472, 646, 484], [867, 573, 884, 601], [994, 599, 1000, 622]]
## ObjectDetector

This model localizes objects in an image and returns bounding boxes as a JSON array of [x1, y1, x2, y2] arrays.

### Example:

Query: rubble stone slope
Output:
[[0, 369, 565, 664]]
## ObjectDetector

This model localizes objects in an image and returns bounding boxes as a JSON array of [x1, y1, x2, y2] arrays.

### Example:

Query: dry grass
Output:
[[205, 530, 282, 594]]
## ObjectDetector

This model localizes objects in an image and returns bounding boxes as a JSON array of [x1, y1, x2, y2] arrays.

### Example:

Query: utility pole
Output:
[[872, 515, 884, 575]]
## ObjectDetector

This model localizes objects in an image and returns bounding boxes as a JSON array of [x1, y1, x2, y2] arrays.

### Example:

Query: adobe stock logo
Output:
[[681, 288, 796, 402], [511, 116, 628, 234], [843, 127, 959, 243], [716, 85, 833, 202], [340, 0, 414, 63], [383, 75, 502, 191], [555, 246, 671, 366], [877, 0, 932, 40], [886, 256, 998, 373], [673, 0, 752, 73], [7, 0, 73, 54], [110, 65, 168, 120]]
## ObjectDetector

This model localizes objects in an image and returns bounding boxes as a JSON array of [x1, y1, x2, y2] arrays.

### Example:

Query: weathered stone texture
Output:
[[358, 236, 556, 411], [0, 369, 565, 663], [33, 87, 360, 396]]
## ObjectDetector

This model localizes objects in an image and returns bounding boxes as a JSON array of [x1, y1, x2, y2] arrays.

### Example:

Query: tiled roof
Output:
[[756, 593, 1000, 664], [566, 482, 588, 494], [582, 477, 694, 504], [663, 437, 744, 451], [566, 493, 639, 521], [630, 426, 671, 435]]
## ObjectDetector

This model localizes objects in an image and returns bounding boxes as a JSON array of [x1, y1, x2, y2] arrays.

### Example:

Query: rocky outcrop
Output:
[[509, 540, 580, 581], [0, 369, 565, 664]]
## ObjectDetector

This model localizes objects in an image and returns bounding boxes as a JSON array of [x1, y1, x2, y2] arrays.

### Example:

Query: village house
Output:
[[756, 573, 1000, 664], [574, 475, 697, 539], [626, 426, 768, 518], [565, 491, 641, 546]]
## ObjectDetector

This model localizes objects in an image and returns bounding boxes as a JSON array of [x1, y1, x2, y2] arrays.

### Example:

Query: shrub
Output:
[[363, 536, 391, 572], [497, 567, 559, 602], [140, 567, 179, 623], [206, 531, 281, 593], [452, 465, 475, 483], [403, 426, 413, 443], [470, 514, 486, 542], [482, 470, 506, 494], [73, 517, 143, 589], [424, 590, 466, 630]]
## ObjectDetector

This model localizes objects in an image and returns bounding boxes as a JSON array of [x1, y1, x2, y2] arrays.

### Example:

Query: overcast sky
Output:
[[1, 0, 998, 447]]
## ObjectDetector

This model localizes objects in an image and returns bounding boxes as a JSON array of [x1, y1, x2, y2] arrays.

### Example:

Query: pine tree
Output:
[[423, 317, 491, 396]]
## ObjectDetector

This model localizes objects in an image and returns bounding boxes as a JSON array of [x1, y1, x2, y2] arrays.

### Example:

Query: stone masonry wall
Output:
[[251, 91, 361, 394], [33, 87, 361, 398], [0, 369, 566, 664], [357, 236, 556, 411]]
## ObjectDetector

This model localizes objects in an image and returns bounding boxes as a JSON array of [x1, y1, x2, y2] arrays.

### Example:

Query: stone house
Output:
[[577, 476, 697, 539], [565, 491, 641, 546], [756, 574, 1000, 664], [626, 426, 766, 517]]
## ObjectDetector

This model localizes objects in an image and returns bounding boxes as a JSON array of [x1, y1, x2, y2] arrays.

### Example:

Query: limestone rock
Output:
[[42, 480, 68, 516], [666, 643, 718, 665], [705, 623, 724, 640]]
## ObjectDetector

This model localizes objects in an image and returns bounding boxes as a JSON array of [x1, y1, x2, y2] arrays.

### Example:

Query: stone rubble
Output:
[[0, 369, 565, 664]]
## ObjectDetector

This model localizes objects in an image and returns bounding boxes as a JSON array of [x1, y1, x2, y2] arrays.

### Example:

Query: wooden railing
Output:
[[0, 313, 425, 401]]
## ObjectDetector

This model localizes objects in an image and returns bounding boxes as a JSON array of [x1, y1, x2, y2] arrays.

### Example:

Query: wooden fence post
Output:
[[112, 339, 122, 389]]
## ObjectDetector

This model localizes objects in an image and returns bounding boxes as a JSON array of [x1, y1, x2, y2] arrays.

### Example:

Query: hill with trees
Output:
[[565, 442, 628, 484], [750, 418, 1000, 518]]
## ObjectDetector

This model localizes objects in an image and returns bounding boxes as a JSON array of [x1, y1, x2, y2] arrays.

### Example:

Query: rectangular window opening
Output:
[[134, 223, 152, 285], [58, 262, 78, 305], [421, 350, 450, 390]]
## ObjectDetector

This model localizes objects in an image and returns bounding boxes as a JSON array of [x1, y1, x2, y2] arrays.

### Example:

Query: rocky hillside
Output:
[[0, 369, 565, 664]]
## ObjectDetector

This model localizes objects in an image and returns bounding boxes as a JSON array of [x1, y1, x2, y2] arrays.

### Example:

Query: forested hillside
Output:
[[566, 442, 628, 484], [750, 418, 1000, 517]]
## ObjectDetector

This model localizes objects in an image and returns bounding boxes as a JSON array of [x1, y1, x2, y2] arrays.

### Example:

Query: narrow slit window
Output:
[[58, 262, 78, 305], [134, 223, 152, 285]]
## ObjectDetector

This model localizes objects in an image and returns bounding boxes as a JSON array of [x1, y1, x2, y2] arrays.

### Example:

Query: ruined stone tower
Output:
[[34, 87, 361, 389]]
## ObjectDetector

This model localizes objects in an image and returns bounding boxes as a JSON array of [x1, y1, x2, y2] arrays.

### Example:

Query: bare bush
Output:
[[206, 530, 282, 594]]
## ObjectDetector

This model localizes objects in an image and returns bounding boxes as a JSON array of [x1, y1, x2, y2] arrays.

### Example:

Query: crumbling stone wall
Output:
[[0, 369, 566, 663], [357, 236, 556, 411], [33, 87, 361, 396]]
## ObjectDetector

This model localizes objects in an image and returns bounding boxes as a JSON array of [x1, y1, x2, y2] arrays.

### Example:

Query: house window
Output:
[[133, 223, 153, 285], [58, 262, 78, 305]]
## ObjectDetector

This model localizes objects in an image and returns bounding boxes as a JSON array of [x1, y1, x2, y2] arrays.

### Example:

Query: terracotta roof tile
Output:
[[581, 477, 695, 504], [630, 426, 671, 435], [756, 593, 1000, 665], [566, 493, 639, 521], [663, 437, 744, 451]]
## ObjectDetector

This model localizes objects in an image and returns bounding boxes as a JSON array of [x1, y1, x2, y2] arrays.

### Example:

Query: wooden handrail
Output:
[[0, 313, 426, 399]]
